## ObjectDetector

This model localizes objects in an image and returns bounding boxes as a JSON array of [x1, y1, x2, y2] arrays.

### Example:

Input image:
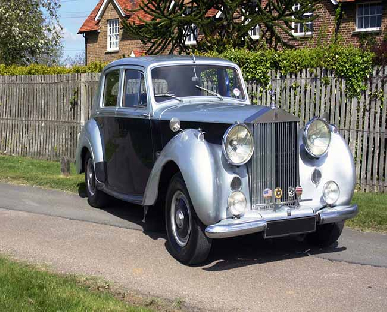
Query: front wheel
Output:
[[165, 173, 212, 265], [85, 152, 108, 208], [306, 221, 344, 247]]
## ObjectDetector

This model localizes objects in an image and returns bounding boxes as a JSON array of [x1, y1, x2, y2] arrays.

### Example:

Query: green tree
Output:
[[0, 0, 62, 65], [123, 0, 317, 54]]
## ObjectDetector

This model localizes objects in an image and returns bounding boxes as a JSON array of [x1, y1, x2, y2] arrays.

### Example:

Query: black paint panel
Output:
[[153, 120, 231, 149], [94, 161, 107, 182]]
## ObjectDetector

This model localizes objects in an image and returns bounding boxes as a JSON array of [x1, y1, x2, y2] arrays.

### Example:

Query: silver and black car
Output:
[[76, 56, 358, 264]]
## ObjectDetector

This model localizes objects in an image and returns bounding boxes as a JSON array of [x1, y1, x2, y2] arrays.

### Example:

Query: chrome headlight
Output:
[[223, 124, 254, 165], [228, 191, 247, 216], [303, 118, 331, 157], [323, 181, 340, 205]]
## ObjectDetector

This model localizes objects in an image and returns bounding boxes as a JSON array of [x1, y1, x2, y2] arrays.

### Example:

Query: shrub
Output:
[[204, 45, 374, 98]]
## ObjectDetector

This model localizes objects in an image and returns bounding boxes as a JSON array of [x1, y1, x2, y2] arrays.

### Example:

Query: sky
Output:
[[59, 0, 98, 61]]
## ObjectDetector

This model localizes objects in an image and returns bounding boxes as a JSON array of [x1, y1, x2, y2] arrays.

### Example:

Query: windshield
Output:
[[151, 65, 246, 103]]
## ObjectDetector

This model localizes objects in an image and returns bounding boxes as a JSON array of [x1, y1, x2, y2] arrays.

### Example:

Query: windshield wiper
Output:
[[195, 85, 223, 101], [154, 93, 182, 102]]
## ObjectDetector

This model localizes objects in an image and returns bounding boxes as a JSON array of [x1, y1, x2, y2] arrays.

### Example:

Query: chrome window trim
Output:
[[119, 65, 149, 114], [147, 61, 250, 113], [100, 66, 122, 110]]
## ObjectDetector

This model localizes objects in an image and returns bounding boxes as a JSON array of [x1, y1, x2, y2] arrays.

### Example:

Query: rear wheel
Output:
[[165, 173, 212, 265], [85, 152, 108, 208], [306, 221, 344, 247]]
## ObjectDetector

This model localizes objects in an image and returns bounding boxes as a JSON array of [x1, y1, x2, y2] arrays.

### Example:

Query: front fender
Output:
[[143, 129, 250, 225], [75, 119, 104, 173], [299, 128, 356, 211]]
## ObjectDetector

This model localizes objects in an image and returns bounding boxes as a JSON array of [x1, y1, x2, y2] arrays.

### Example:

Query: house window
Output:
[[292, 3, 313, 36], [357, 2, 382, 31], [107, 19, 119, 52], [249, 24, 260, 40], [185, 24, 198, 46]]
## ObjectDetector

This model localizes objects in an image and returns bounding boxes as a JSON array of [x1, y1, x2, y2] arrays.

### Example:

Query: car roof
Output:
[[104, 55, 236, 71]]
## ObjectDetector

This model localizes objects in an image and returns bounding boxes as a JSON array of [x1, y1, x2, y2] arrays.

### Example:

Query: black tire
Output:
[[306, 221, 344, 247], [84, 152, 108, 208], [165, 173, 212, 265]]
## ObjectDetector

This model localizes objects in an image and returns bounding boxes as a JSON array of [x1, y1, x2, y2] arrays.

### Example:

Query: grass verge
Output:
[[0, 256, 152, 312], [0, 155, 386, 233], [0, 155, 84, 193], [348, 192, 387, 233]]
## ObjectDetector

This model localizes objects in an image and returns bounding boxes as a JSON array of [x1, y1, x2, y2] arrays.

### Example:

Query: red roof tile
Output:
[[79, 0, 218, 33], [78, 0, 142, 33]]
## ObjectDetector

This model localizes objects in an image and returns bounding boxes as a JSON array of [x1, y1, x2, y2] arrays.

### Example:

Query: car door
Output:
[[96, 67, 123, 193], [113, 67, 154, 196]]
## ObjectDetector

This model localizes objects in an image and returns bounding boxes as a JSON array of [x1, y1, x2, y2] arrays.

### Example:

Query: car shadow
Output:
[[77, 184, 347, 268], [202, 234, 346, 271], [77, 183, 165, 240]]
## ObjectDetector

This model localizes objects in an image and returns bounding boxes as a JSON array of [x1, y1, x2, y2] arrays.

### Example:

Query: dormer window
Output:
[[356, 2, 382, 31], [107, 19, 120, 52], [249, 24, 260, 40], [185, 24, 198, 46], [292, 3, 313, 37]]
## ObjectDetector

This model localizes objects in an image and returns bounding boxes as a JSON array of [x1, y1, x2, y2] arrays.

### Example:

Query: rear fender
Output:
[[75, 119, 104, 174]]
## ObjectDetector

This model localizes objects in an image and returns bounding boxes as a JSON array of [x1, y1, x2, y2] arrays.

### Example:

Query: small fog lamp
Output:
[[323, 181, 340, 205], [228, 191, 247, 216]]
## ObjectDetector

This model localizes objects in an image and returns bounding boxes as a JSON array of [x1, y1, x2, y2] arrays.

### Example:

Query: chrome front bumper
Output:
[[205, 204, 358, 239]]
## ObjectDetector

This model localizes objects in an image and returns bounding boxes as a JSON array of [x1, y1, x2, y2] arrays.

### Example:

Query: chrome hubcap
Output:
[[175, 210, 185, 228], [170, 191, 191, 247], [86, 159, 96, 196]]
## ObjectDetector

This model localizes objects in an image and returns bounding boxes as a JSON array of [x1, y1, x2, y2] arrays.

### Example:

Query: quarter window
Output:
[[292, 3, 313, 36], [107, 19, 120, 51], [124, 70, 147, 108], [103, 70, 120, 107], [357, 3, 382, 30]]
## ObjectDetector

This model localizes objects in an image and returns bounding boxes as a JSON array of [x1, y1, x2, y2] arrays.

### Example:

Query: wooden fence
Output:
[[0, 68, 386, 192], [0, 73, 99, 162]]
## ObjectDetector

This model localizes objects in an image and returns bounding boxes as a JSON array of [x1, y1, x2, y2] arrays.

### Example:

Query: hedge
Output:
[[0, 45, 375, 97], [203, 45, 375, 98]]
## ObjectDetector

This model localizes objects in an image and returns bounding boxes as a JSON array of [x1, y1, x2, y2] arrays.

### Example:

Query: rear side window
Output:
[[124, 69, 147, 108], [103, 70, 120, 107]]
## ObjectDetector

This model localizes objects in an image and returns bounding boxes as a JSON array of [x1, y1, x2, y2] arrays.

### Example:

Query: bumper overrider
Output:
[[205, 204, 358, 239]]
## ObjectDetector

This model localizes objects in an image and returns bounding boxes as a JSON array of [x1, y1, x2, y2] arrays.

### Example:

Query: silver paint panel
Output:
[[75, 119, 104, 174], [153, 102, 265, 124], [142, 129, 251, 225], [298, 129, 356, 211]]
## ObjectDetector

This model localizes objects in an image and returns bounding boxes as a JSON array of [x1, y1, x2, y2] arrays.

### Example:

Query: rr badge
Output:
[[274, 187, 283, 199], [288, 187, 295, 198]]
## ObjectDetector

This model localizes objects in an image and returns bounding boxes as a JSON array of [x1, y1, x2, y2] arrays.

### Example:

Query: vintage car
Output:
[[76, 56, 358, 264]]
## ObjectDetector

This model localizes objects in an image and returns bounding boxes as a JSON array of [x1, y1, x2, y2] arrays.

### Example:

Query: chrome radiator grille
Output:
[[250, 122, 299, 210]]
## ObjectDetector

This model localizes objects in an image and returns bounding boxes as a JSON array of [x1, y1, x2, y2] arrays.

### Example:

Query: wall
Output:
[[85, 1, 148, 64]]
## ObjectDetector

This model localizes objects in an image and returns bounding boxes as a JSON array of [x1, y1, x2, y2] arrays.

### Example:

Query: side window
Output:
[[124, 69, 147, 108], [103, 70, 120, 107]]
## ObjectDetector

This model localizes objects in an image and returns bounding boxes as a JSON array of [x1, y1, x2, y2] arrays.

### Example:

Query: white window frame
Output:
[[292, 3, 313, 37], [248, 23, 260, 40], [356, 2, 382, 32], [107, 19, 120, 52], [184, 24, 198, 46]]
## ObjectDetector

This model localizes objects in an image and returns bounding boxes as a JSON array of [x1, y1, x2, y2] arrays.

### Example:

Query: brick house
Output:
[[79, 0, 386, 64]]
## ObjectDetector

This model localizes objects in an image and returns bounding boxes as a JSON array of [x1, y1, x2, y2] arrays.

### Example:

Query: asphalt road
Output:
[[0, 182, 386, 311]]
